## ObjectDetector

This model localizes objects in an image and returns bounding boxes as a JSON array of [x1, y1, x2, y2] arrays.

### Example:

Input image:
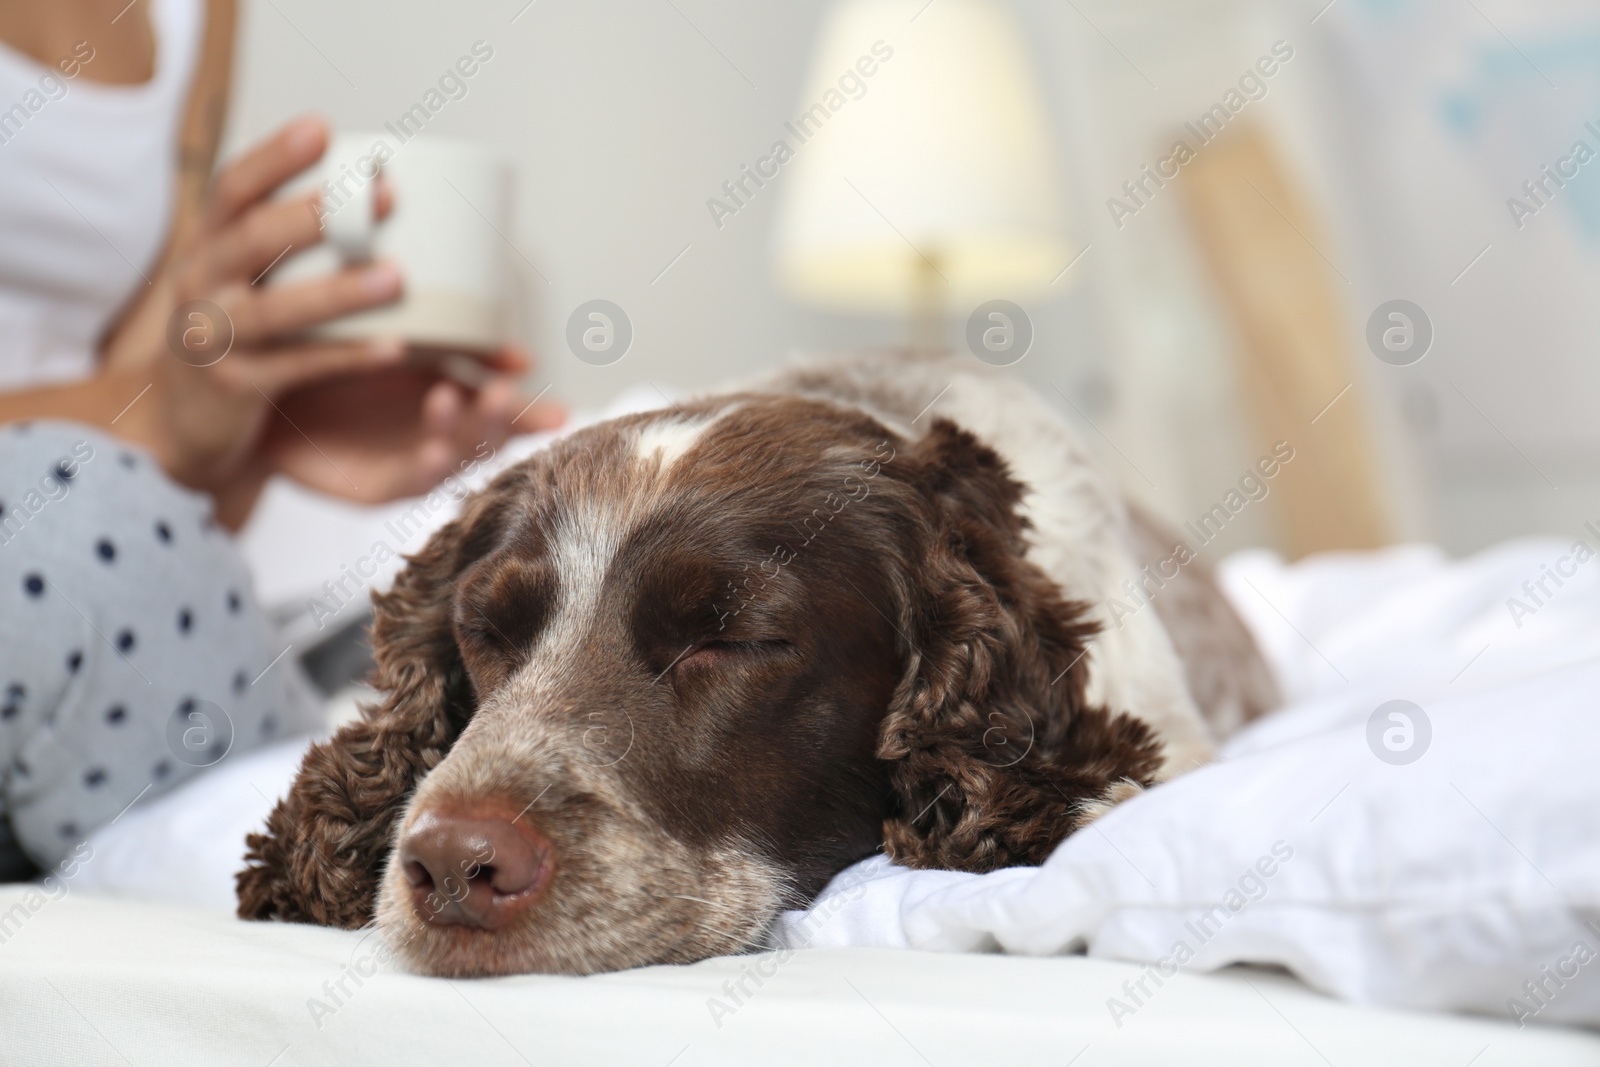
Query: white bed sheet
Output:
[[2, 887, 1596, 1066]]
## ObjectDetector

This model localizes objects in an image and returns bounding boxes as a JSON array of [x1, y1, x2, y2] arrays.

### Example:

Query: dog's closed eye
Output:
[[677, 639, 793, 672]]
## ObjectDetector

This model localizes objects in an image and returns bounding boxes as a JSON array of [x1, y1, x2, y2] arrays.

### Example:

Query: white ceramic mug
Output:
[[275, 132, 514, 358]]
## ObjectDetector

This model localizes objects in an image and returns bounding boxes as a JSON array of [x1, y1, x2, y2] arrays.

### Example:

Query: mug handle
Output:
[[322, 169, 378, 265]]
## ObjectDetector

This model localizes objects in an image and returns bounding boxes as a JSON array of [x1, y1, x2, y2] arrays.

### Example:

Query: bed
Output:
[[3, 410, 1598, 1065], [6, 892, 1597, 1066]]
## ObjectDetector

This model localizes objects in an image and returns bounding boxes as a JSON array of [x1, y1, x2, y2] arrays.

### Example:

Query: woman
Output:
[[0, 0, 562, 878]]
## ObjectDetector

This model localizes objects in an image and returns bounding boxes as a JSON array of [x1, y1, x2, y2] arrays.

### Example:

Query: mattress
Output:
[[4, 887, 1597, 1066]]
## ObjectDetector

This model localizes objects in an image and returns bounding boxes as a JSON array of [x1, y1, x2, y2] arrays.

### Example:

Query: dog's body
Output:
[[767, 355, 1272, 769], [238, 353, 1277, 976]]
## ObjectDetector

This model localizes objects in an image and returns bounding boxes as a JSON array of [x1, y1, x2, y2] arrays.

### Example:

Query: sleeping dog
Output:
[[237, 352, 1278, 976]]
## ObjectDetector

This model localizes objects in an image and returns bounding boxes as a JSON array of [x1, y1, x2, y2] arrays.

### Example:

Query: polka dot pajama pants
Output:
[[0, 422, 317, 876]]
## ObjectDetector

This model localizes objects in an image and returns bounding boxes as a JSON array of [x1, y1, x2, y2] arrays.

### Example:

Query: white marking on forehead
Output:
[[634, 401, 748, 472], [540, 498, 625, 663], [633, 416, 715, 470], [453, 494, 635, 774]]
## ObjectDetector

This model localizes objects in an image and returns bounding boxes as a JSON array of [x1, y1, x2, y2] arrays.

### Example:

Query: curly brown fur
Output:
[[878, 422, 1164, 871], [236, 487, 510, 925]]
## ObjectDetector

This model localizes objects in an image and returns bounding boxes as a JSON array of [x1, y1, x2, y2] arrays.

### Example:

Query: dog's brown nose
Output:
[[399, 807, 553, 930]]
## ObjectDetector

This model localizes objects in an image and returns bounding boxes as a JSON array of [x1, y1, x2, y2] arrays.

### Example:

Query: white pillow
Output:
[[778, 656, 1600, 1028]]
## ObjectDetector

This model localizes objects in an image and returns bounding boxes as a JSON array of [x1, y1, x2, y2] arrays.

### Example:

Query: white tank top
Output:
[[0, 0, 201, 390]]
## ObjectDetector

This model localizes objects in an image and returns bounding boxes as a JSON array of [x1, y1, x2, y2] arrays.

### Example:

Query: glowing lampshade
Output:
[[772, 0, 1074, 316]]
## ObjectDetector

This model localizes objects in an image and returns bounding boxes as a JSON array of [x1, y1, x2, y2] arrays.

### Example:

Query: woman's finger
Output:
[[510, 395, 567, 432], [454, 377, 517, 454], [422, 378, 465, 437], [451, 360, 566, 435], [245, 338, 405, 397], [205, 115, 329, 231], [227, 261, 403, 341], [209, 175, 399, 285], [373, 174, 396, 219], [203, 192, 325, 283], [485, 345, 532, 375]]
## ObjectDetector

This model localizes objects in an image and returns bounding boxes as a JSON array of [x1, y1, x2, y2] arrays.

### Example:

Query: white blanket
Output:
[[774, 540, 1600, 1029], [68, 538, 1600, 1034]]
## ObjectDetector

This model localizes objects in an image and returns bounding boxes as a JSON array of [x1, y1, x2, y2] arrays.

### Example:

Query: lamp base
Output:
[[909, 251, 948, 355]]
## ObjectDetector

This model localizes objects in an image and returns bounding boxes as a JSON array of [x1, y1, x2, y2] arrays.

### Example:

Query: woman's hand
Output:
[[107, 115, 411, 497], [258, 348, 564, 503]]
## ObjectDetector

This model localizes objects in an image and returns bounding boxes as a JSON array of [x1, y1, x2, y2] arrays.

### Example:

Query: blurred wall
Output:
[[226, 0, 1600, 557], [226, 0, 1003, 408]]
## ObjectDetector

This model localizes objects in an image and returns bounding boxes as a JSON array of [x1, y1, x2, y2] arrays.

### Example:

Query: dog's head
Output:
[[241, 394, 1163, 975]]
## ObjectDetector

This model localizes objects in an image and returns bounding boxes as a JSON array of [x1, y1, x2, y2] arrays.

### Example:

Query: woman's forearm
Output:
[[0, 371, 154, 438], [0, 370, 191, 484], [0, 372, 267, 530]]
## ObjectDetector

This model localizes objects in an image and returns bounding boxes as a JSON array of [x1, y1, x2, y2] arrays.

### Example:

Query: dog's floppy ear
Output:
[[878, 419, 1164, 872], [236, 491, 505, 926]]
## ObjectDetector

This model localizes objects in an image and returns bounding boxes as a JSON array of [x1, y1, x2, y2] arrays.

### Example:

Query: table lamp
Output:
[[771, 0, 1074, 350]]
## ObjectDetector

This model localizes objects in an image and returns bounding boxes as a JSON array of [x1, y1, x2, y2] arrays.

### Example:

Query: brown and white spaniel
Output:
[[236, 352, 1277, 977]]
